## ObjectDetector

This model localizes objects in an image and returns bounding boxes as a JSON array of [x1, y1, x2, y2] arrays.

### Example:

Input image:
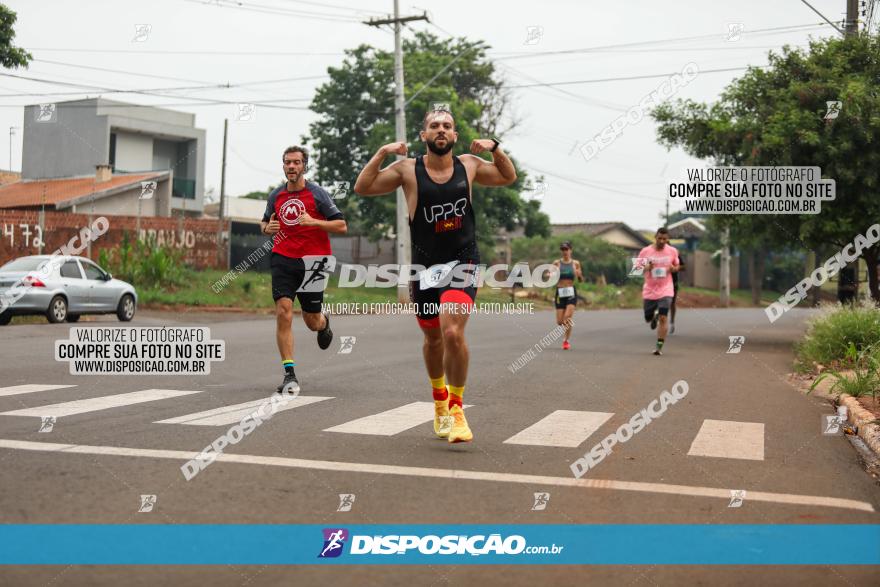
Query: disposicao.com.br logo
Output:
[[318, 528, 563, 558]]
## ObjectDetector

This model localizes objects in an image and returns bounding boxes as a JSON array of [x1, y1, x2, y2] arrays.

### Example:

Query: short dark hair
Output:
[[282, 145, 309, 166], [422, 109, 455, 130], [656, 227, 669, 236]]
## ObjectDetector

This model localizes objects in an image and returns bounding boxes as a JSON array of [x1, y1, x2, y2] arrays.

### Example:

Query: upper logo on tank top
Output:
[[423, 197, 468, 234]]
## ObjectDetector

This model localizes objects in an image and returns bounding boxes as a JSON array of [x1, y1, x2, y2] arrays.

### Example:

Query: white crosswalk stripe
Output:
[[503, 410, 614, 447], [155, 396, 334, 426], [0, 389, 202, 418], [687, 419, 765, 461], [323, 401, 472, 436], [0, 384, 76, 398]]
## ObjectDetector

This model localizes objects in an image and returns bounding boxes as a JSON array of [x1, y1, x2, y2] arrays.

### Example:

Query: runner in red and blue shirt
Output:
[[260, 145, 347, 394]]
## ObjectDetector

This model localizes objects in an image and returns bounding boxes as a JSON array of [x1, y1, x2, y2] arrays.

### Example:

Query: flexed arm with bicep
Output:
[[354, 142, 408, 196]]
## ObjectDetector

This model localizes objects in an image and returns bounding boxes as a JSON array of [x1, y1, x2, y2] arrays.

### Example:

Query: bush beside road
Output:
[[791, 302, 880, 465]]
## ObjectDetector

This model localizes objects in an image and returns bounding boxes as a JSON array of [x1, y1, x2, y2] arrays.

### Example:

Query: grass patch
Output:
[[141, 274, 774, 313], [795, 301, 880, 372], [138, 269, 556, 311], [808, 341, 880, 399], [566, 283, 642, 309], [680, 286, 782, 305]]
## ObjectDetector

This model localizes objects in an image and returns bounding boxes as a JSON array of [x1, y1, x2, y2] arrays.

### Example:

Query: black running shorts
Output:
[[643, 296, 673, 321], [554, 286, 577, 309], [270, 253, 324, 313]]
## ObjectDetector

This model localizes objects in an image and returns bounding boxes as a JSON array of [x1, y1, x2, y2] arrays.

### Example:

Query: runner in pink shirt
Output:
[[636, 227, 680, 355]]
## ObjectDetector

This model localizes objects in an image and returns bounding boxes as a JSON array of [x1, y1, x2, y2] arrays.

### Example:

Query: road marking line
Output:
[[0, 389, 202, 418], [0, 384, 76, 398], [155, 396, 334, 426], [323, 401, 471, 436], [0, 439, 871, 512], [688, 419, 765, 461], [504, 410, 614, 447]]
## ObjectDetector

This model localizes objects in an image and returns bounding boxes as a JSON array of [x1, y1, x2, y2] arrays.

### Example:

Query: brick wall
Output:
[[0, 210, 229, 269]]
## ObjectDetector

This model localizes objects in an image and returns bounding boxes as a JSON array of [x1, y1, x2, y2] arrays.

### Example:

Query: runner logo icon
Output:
[[531, 492, 550, 511], [319, 528, 349, 558]]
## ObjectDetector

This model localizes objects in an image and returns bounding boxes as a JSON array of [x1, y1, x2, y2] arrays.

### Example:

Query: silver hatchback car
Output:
[[0, 255, 138, 325]]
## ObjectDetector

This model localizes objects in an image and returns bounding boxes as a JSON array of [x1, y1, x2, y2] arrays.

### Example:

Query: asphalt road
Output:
[[0, 305, 878, 586]]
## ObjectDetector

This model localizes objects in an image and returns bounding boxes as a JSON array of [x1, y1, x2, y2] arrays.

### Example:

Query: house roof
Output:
[[551, 221, 652, 247], [0, 170, 21, 185], [667, 217, 707, 238], [0, 172, 167, 209], [204, 197, 267, 224]]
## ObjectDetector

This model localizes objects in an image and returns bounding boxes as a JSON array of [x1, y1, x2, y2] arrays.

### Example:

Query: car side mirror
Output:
[[104, 273, 113, 281]]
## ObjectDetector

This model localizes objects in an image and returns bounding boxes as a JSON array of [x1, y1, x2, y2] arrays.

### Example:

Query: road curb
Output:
[[839, 394, 880, 458], [791, 372, 880, 460]]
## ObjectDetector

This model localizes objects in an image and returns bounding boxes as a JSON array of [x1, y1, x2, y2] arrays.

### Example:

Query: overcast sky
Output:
[[1, 0, 846, 230]]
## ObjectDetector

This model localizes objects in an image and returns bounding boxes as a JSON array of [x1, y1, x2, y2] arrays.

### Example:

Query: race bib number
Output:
[[420, 261, 458, 289], [557, 286, 575, 298], [651, 267, 667, 278]]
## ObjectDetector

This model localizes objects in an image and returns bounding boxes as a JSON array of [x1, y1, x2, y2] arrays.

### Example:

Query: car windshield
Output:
[[0, 257, 47, 272]]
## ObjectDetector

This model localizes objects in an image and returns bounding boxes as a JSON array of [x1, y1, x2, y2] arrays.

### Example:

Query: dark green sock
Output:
[[656, 339, 665, 350]]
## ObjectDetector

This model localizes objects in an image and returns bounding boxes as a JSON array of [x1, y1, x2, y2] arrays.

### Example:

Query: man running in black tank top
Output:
[[355, 109, 517, 444]]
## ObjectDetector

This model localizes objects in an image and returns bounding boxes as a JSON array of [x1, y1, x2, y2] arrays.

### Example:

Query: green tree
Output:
[[304, 32, 549, 255], [0, 5, 30, 69], [653, 34, 880, 302], [512, 232, 630, 284]]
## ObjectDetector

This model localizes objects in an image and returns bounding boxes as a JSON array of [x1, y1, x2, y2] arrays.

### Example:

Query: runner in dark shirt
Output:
[[354, 109, 517, 444], [670, 254, 685, 335]]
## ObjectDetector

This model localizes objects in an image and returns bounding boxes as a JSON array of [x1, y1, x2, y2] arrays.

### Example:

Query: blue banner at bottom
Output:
[[1, 525, 878, 565]]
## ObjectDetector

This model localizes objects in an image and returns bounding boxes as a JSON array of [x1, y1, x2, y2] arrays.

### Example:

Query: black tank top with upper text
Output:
[[410, 155, 480, 266]]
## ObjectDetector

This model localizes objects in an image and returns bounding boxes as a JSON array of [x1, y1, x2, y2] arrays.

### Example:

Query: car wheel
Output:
[[117, 294, 135, 322], [46, 296, 68, 323], [66, 314, 81, 323], [0, 312, 11, 326]]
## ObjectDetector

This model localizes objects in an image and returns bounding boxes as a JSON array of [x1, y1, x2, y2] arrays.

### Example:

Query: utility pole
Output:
[[720, 227, 731, 307], [136, 179, 142, 236], [9, 126, 19, 172], [846, 0, 860, 34], [364, 2, 428, 302], [219, 118, 228, 269], [39, 185, 46, 255]]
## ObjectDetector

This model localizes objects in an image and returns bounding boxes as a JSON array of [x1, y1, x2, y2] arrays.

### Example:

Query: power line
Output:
[[797, 0, 846, 35], [491, 23, 830, 61], [0, 72, 314, 110], [22, 23, 829, 61], [230, 146, 283, 177], [526, 165, 662, 202], [8, 60, 325, 104], [31, 58, 218, 86], [0, 72, 226, 95], [504, 66, 752, 89], [273, 0, 387, 15], [183, 0, 363, 23], [25, 47, 344, 56], [497, 61, 630, 112], [2, 60, 328, 94]]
